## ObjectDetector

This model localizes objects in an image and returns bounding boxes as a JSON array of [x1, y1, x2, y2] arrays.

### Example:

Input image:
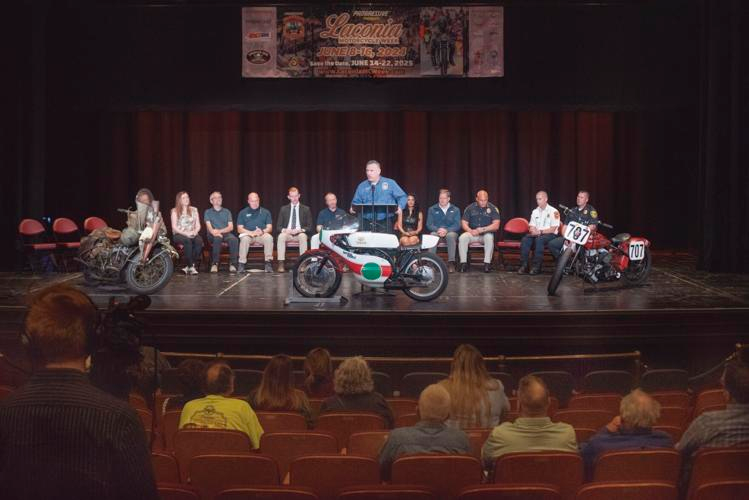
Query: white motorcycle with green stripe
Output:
[[292, 214, 448, 301]]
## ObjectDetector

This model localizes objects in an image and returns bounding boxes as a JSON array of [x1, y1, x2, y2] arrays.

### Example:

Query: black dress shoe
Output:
[[530, 267, 541, 275], [483, 263, 491, 273], [517, 264, 529, 275], [459, 262, 468, 273]]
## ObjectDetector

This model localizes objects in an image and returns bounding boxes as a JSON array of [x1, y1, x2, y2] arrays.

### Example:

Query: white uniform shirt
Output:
[[529, 204, 561, 233]]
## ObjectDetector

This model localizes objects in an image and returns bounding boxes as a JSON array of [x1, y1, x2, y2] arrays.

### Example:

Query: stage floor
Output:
[[1, 253, 748, 360]]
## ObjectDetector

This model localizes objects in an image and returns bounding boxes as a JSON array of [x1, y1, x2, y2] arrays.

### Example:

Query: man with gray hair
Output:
[[378, 384, 470, 479], [580, 389, 672, 477]]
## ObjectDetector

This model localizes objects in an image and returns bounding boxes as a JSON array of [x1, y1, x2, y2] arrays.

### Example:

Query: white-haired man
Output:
[[378, 384, 470, 479]]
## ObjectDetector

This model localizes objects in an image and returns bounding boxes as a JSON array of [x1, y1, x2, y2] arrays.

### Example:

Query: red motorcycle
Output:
[[547, 204, 652, 296]]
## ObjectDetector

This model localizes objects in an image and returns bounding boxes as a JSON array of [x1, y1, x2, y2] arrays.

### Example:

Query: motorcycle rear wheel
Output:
[[293, 253, 342, 298], [403, 252, 448, 302], [622, 247, 652, 284], [548, 246, 574, 296], [124, 250, 174, 295]]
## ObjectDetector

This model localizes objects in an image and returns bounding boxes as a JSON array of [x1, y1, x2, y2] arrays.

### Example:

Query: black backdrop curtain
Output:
[[697, 0, 749, 273], [45, 109, 695, 249]]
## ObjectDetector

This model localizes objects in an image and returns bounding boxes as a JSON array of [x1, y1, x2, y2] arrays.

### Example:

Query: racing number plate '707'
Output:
[[563, 221, 591, 246]]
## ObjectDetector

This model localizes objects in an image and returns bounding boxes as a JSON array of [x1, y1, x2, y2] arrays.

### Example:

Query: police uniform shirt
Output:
[[237, 206, 272, 232], [462, 202, 500, 230], [529, 204, 561, 232], [351, 176, 408, 209], [563, 204, 599, 226]]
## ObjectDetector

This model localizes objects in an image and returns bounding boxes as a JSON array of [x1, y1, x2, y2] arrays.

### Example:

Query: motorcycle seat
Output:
[[612, 232, 631, 244]]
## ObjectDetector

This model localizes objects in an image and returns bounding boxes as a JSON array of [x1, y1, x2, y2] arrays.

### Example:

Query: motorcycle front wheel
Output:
[[403, 252, 448, 302], [124, 250, 174, 295], [293, 253, 342, 298], [622, 247, 652, 284], [548, 246, 574, 296]]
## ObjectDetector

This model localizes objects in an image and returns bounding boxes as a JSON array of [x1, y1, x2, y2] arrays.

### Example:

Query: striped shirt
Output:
[[676, 403, 749, 457]]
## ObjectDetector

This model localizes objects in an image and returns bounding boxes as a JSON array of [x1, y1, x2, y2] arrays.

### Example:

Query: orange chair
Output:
[[83, 216, 108, 233], [653, 425, 684, 442], [656, 407, 690, 428], [386, 398, 419, 419], [129, 393, 150, 410], [18, 219, 57, 272], [693, 404, 726, 418], [337, 484, 437, 499], [695, 389, 727, 413], [592, 449, 681, 483], [347, 431, 390, 459], [289, 455, 380, 500], [567, 394, 622, 414], [496, 217, 530, 269], [457, 484, 561, 500], [162, 410, 183, 450], [216, 486, 320, 499], [492, 452, 583, 500], [152, 452, 180, 483], [257, 411, 308, 432], [690, 480, 749, 500], [687, 447, 749, 498], [391, 455, 484, 500], [0, 385, 15, 400], [173, 429, 253, 482], [189, 453, 279, 499], [315, 413, 387, 450], [574, 428, 597, 443], [576, 481, 677, 500], [52, 217, 81, 271], [136, 408, 153, 432], [157, 483, 201, 500], [395, 413, 420, 428], [464, 429, 492, 459], [260, 431, 339, 479], [552, 410, 613, 431], [649, 391, 691, 408]]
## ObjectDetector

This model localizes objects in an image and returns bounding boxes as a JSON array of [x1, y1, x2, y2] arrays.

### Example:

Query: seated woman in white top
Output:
[[171, 191, 204, 274], [439, 344, 510, 429]]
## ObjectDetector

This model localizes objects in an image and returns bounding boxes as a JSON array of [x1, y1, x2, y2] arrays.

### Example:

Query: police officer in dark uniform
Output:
[[458, 190, 501, 273], [548, 190, 600, 259]]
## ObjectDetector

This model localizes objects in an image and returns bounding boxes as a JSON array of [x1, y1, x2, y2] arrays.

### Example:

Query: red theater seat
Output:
[[592, 449, 681, 483], [259, 431, 339, 479], [492, 452, 583, 500], [687, 447, 749, 498], [151, 452, 180, 483], [173, 429, 253, 482], [216, 486, 320, 500], [690, 480, 749, 500], [391, 455, 484, 500], [157, 484, 201, 500], [315, 413, 386, 450], [289, 455, 380, 500], [567, 394, 622, 414], [497, 217, 530, 268], [575, 481, 677, 500], [347, 431, 390, 459], [83, 216, 108, 233], [188, 453, 280, 499], [256, 411, 308, 432], [552, 410, 614, 431], [337, 484, 437, 500], [457, 484, 561, 500]]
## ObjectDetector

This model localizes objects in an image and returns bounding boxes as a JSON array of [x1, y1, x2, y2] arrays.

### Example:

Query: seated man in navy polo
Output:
[[426, 188, 461, 273], [311, 192, 346, 250], [458, 190, 501, 273], [204, 191, 239, 273], [237, 192, 274, 273]]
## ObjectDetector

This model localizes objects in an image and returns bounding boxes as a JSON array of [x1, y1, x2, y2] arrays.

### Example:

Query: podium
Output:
[[351, 204, 398, 234]]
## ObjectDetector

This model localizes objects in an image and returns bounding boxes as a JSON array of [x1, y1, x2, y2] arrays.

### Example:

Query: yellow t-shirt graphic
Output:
[[179, 395, 264, 449]]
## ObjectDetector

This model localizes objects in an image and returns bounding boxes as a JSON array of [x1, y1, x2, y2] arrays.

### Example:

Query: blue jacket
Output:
[[580, 427, 673, 479], [426, 203, 462, 233], [351, 176, 407, 209]]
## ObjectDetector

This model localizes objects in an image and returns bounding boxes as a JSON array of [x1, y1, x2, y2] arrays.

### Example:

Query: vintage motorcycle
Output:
[[547, 204, 652, 296], [293, 214, 448, 301], [76, 209, 178, 294]]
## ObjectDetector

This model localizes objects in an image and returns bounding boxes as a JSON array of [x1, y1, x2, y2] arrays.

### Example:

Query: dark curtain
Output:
[[697, 0, 749, 272], [44, 109, 695, 249]]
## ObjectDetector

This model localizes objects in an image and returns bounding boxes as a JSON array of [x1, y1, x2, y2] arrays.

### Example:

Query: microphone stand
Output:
[[370, 183, 377, 232]]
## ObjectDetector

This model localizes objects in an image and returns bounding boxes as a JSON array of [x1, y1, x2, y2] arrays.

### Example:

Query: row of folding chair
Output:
[[152, 446, 749, 500]]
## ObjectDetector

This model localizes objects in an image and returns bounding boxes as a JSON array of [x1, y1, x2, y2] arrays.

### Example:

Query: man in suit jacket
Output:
[[276, 186, 312, 272]]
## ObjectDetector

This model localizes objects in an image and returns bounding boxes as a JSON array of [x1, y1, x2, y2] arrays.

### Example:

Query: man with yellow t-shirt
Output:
[[179, 361, 264, 449]]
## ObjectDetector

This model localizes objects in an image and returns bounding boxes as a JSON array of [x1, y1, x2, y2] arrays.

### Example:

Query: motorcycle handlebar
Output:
[[558, 204, 613, 229]]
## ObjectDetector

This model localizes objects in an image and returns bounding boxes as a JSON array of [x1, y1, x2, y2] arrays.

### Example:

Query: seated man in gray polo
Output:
[[378, 384, 470, 480], [426, 189, 461, 273], [204, 191, 239, 273], [237, 192, 274, 273]]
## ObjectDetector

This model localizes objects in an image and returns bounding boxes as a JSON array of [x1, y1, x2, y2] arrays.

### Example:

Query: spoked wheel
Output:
[[293, 253, 342, 298], [403, 252, 449, 301], [124, 250, 174, 294], [622, 247, 652, 284], [548, 246, 574, 296]]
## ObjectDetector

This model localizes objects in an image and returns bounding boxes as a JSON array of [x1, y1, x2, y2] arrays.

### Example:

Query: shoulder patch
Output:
[[554, 211, 560, 219], [590, 210, 598, 219]]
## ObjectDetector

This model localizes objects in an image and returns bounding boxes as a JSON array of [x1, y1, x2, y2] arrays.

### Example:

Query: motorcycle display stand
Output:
[[284, 274, 348, 306]]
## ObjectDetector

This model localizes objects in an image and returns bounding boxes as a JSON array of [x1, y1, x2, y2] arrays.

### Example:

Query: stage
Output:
[[1, 252, 747, 371]]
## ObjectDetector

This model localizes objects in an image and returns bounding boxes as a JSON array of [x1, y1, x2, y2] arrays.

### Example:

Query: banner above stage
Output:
[[241, 5, 503, 78]]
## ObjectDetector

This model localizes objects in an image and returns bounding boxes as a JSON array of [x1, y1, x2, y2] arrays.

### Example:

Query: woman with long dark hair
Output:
[[396, 194, 423, 247]]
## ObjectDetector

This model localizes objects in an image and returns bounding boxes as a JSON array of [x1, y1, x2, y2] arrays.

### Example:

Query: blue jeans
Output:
[[520, 233, 556, 268]]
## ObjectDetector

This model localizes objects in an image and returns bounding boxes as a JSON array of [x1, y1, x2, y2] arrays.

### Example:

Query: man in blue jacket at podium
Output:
[[350, 160, 408, 233]]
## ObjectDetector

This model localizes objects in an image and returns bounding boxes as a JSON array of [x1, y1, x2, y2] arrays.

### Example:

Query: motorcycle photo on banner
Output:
[[293, 213, 448, 301], [547, 204, 652, 296]]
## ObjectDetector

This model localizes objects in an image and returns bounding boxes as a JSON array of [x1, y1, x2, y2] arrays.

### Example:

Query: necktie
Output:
[[291, 205, 297, 229]]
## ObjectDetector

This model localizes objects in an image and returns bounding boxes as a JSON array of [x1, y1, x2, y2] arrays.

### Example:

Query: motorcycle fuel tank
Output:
[[347, 231, 400, 249]]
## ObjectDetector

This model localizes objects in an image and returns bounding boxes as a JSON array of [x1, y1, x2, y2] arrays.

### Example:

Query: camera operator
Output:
[[0, 284, 157, 500]]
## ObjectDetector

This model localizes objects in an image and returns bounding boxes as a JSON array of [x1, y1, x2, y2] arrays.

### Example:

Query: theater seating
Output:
[[188, 453, 279, 499], [289, 455, 380, 500], [391, 455, 484, 500], [337, 485, 437, 500], [575, 482, 677, 500], [173, 429, 253, 481], [259, 431, 339, 479], [592, 449, 681, 483], [346, 431, 390, 459], [457, 484, 561, 500], [492, 452, 584, 500], [256, 411, 308, 432], [215, 486, 320, 499], [315, 413, 387, 450]]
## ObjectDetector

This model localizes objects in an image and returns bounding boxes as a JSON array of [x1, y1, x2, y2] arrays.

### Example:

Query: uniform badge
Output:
[[591, 210, 598, 218], [382, 182, 389, 190], [486, 208, 491, 214], [583, 210, 588, 215]]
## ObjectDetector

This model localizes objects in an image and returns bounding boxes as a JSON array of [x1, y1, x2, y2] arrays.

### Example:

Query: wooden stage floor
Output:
[[1, 253, 748, 364]]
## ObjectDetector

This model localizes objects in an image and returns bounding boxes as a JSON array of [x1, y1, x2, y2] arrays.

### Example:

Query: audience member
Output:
[[179, 361, 264, 449], [249, 354, 313, 427], [303, 347, 335, 398], [163, 358, 206, 413], [320, 356, 394, 427]]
